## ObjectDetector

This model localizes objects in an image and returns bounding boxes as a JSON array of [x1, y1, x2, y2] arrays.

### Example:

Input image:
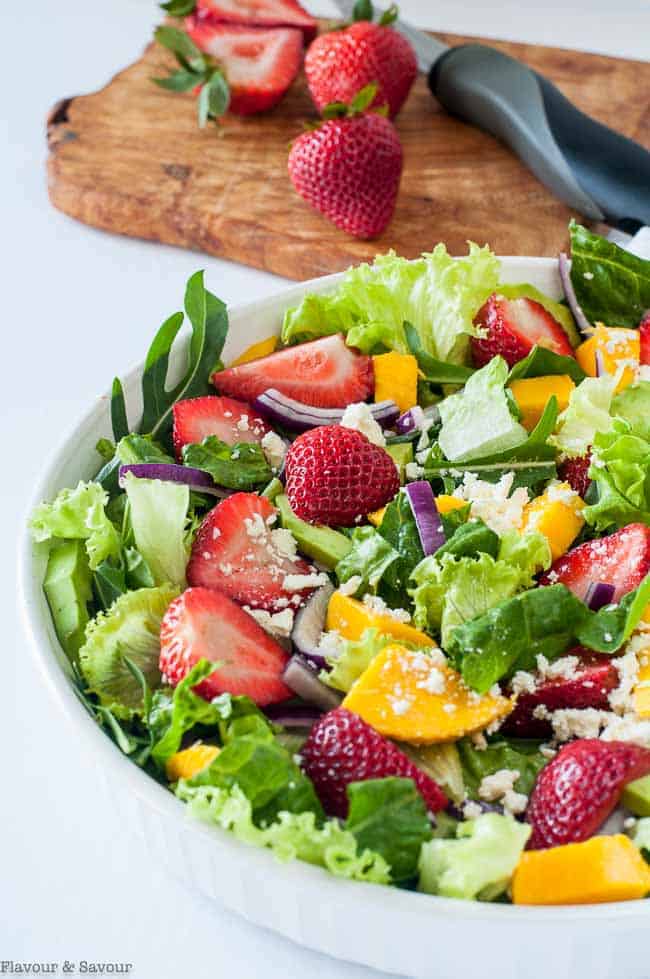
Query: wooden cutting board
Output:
[[46, 25, 650, 280]]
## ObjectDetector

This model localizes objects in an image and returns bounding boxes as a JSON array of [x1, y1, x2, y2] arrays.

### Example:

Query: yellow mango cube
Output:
[[508, 375, 575, 431], [575, 325, 639, 392], [521, 481, 585, 561], [634, 649, 650, 718], [512, 835, 650, 905], [434, 495, 466, 515], [373, 352, 418, 413], [229, 335, 278, 367], [367, 507, 386, 527], [166, 743, 220, 781], [326, 592, 434, 648], [342, 644, 512, 743]]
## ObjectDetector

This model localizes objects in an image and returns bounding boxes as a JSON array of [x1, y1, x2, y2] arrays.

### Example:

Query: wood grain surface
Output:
[[46, 25, 650, 280]]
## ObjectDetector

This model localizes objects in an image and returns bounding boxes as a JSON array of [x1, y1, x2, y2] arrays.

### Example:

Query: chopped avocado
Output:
[[386, 442, 413, 484], [43, 540, 93, 663], [261, 476, 284, 501], [276, 494, 351, 569], [623, 775, 650, 817]]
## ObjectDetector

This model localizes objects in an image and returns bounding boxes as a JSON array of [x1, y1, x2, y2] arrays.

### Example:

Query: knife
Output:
[[330, 0, 650, 238]]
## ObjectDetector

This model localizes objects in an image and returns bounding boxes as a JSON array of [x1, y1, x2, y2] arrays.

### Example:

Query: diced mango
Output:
[[634, 648, 650, 718], [342, 644, 512, 743], [512, 835, 650, 905], [373, 352, 418, 413], [165, 743, 220, 781], [229, 335, 278, 367], [521, 481, 585, 561], [326, 592, 434, 648], [575, 325, 639, 393], [367, 507, 386, 527], [508, 375, 575, 431], [434, 495, 466, 515]]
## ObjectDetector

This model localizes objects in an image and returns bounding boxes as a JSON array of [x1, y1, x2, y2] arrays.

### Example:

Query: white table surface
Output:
[[3, 2, 648, 976]]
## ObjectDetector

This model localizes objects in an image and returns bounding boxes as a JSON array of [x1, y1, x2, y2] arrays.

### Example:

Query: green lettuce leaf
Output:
[[584, 419, 650, 530], [550, 374, 615, 457], [611, 382, 650, 442], [183, 436, 272, 490], [30, 480, 122, 571], [399, 742, 465, 804], [176, 782, 390, 883], [569, 221, 650, 328], [496, 530, 552, 585], [499, 283, 580, 347], [418, 813, 531, 901], [457, 737, 547, 799], [376, 490, 424, 597], [345, 777, 432, 883], [79, 584, 179, 718], [123, 473, 191, 588], [447, 577, 650, 693], [438, 357, 528, 462], [434, 519, 499, 561], [321, 628, 404, 693], [282, 244, 499, 364], [335, 527, 399, 596]]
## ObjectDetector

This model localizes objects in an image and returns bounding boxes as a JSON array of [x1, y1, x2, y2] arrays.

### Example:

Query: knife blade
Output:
[[329, 0, 650, 232]]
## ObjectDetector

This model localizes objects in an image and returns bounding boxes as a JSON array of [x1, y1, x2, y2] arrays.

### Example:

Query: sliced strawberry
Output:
[[185, 22, 302, 114], [187, 492, 318, 611], [639, 310, 650, 365], [212, 334, 374, 408], [193, 0, 317, 42], [159, 587, 291, 705], [172, 395, 270, 459], [526, 739, 650, 849], [301, 708, 447, 818], [557, 451, 592, 499], [471, 294, 576, 368], [503, 651, 619, 738], [539, 523, 650, 603]]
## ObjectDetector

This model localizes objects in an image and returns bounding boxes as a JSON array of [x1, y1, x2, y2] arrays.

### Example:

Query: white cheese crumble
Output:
[[362, 594, 411, 623], [545, 479, 580, 506], [245, 607, 295, 639], [536, 654, 580, 682], [609, 646, 640, 714], [405, 462, 425, 480], [511, 670, 538, 696], [340, 402, 386, 447], [261, 430, 287, 470], [269, 527, 298, 560], [282, 572, 329, 591], [452, 471, 529, 536], [462, 800, 484, 820], [478, 769, 527, 816], [236, 414, 250, 432], [551, 708, 615, 741], [600, 717, 650, 747]]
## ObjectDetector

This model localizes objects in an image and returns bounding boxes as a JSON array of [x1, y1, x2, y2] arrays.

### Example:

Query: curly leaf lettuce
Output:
[[321, 628, 404, 694], [585, 419, 650, 529], [282, 244, 499, 364], [123, 473, 191, 588], [30, 480, 122, 571], [335, 527, 399, 596], [550, 374, 616, 458]]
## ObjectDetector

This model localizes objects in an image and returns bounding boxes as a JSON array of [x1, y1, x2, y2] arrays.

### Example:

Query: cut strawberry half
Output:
[[503, 651, 619, 738], [526, 739, 650, 849], [172, 395, 270, 460], [212, 334, 374, 408], [159, 587, 291, 705], [471, 294, 576, 368], [187, 492, 319, 611], [193, 0, 317, 43], [639, 311, 650, 366], [185, 22, 303, 114], [539, 523, 650, 603]]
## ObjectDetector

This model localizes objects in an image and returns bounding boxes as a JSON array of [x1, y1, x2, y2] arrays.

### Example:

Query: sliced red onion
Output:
[[281, 655, 342, 711], [585, 581, 616, 611], [404, 481, 446, 556], [291, 581, 335, 670], [118, 463, 231, 497], [264, 704, 324, 729], [253, 388, 399, 433], [396, 404, 439, 436], [558, 252, 592, 337]]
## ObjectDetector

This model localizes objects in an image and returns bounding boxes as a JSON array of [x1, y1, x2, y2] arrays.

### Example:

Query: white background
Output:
[[3, 2, 649, 977]]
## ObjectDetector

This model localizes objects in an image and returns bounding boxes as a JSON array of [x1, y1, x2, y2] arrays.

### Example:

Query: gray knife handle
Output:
[[429, 44, 650, 229]]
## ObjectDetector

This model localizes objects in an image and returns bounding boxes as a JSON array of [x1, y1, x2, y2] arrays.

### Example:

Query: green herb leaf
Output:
[[507, 344, 586, 384], [153, 68, 201, 92], [569, 220, 650, 328], [111, 377, 129, 442], [345, 778, 431, 883], [377, 490, 424, 595], [160, 0, 197, 15], [335, 526, 399, 596], [434, 518, 499, 561]]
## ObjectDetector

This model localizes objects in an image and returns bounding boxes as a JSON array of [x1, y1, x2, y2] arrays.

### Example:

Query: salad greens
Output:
[[30, 481, 122, 571], [569, 220, 650, 327], [183, 436, 273, 489], [584, 419, 650, 530], [457, 738, 547, 799], [123, 474, 191, 588]]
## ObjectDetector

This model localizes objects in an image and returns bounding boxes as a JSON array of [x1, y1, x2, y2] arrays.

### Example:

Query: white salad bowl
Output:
[[19, 257, 649, 979]]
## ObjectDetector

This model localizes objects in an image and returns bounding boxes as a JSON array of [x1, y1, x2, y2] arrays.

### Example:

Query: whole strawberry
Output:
[[305, 2, 417, 118], [288, 86, 403, 239], [301, 707, 447, 817], [526, 739, 650, 850], [284, 424, 400, 526]]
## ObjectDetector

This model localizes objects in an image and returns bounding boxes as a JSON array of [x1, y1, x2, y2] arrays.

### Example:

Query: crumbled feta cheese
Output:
[[637, 365, 650, 382], [609, 646, 640, 714], [269, 527, 298, 560], [340, 402, 386, 447], [511, 670, 538, 696], [212, 527, 222, 540], [261, 430, 287, 470], [536, 654, 580, 682], [551, 708, 615, 741], [244, 513, 268, 539], [600, 716, 650, 747], [416, 417, 435, 453], [583, 272, 594, 280], [442, 703, 457, 714], [546, 479, 580, 506], [282, 572, 329, 591], [416, 667, 446, 695], [462, 800, 483, 820], [489, 683, 502, 698], [338, 575, 362, 597], [405, 462, 424, 481], [218, 562, 233, 576], [389, 695, 413, 716], [478, 769, 520, 802], [245, 607, 295, 639], [540, 744, 557, 759], [362, 594, 411, 623], [470, 731, 488, 751], [236, 414, 250, 432], [317, 630, 345, 660], [452, 471, 529, 536]]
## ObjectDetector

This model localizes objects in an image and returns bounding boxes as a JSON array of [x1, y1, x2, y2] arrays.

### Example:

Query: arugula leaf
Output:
[[424, 459, 557, 494], [345, 778, 432, 883], [110, 377, 129, 442], [376, 490, 424, 595], [569, 221, 650, 327], [404, 322, 475, 386], [458, 737, 547, 799], [183, 436, 272, 490], [507, 345, 586, 384]]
